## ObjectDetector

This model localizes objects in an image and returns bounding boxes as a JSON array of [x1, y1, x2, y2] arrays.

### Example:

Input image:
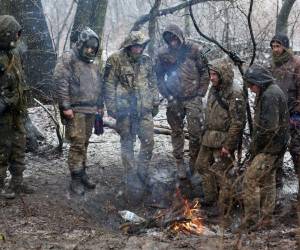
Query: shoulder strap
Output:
[[213, 89, 229, 111]]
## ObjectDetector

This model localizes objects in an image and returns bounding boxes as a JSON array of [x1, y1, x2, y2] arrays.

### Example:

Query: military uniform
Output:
[[269, 34, 300, 192], [195, 60, 246, 208], [0, 15, 29, 198], [156, 24, 209, 178], [242, 65, 289, 227], [103, 31, 159, 179], [55, 27, 103, 195]]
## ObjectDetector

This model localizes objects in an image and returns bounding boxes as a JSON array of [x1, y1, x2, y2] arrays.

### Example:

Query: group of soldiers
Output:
[[1, 14, 300, 232]]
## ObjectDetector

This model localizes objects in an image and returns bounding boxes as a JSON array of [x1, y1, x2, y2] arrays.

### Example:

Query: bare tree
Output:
[[71, 0, 108, 66], [0, 0, 56, 96], [148, 0, 162, 57], [276, 0, 297, 34]]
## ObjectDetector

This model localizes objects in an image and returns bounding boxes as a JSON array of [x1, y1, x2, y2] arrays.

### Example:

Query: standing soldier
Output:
[[55, 27, 103, 196], [269, 34, 300, 192], [0, 15, 33, 199], [242, 65, 289, 229], [156, 24, 209, 179], [103, 31, 160, 182], [195, 59, 245, 211]]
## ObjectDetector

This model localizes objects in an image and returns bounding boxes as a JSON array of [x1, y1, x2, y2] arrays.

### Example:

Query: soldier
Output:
[[269, 34, 300, 192], [242, 65, 289, 229], [103, 31, 159, 183], [155, 24, 209, 179], [194, 59, 246, 211], [0, 15, 33, 199], [55, 27, 103, 195]]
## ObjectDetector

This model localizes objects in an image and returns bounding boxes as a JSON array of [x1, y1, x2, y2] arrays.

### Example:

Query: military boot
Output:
[[70, 171, 85, 195], [0, 179, 15, 199], [81, 170, 96, 189], [176, 159, 187, 179], [9, 175, 35, 194]]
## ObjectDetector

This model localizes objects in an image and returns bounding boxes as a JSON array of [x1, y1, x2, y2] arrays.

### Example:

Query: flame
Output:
[[170, 189, 204, 235]]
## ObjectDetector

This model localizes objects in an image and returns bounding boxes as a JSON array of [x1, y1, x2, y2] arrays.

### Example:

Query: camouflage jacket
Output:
[[251, 83, 289, 155], [156, 25, 209, 100], [103, 49, 160, 118], [270, 53, 300, 114], [0, 16, 27, 114], [54, 48, 103, 114], [202, 60, 246, 151]]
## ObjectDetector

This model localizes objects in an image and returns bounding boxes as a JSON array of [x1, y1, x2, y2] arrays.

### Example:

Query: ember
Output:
[[119, 188, 204, 236], [169, 188, 204, 235]]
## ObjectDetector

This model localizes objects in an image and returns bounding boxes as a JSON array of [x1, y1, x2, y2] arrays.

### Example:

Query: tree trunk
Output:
[[0, 0, 56, 99], [276, 0, 297, 34], [0, 0, 56, 152], [183, 0, 191, 37], [71, 0, 108, 67], [147, 0, 161, 58]]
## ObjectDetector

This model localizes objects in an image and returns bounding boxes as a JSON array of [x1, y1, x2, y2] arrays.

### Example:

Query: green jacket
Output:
[[251, 83, 289, 155], [202, 60, 246, 151], [0, 15, 27, 114], [104, 49, 159, 118]]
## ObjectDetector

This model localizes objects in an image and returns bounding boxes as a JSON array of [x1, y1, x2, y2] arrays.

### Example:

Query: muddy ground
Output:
[[0, 105, 299, 250]]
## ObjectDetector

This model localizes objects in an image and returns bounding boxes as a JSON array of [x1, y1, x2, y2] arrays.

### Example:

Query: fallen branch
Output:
[[103, 119, 189, 139], [33, 99, 64, 150]]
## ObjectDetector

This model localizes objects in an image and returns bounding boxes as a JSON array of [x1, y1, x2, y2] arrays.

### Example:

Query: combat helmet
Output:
[[120, 31, 150, 49], [76, 27, 99, 63]]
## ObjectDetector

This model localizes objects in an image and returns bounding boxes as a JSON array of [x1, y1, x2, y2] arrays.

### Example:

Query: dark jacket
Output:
[[251, 83, 289, 155], [155, 24, 209, 100], [270, 53, 300, 114]]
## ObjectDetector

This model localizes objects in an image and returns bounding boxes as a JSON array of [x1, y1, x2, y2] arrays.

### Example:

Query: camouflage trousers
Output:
[[116, 113, 154, 171], [66, 112, 95, 173], [195, 145, 235, 208], [243, 153, 278, 225], [167, 96, 204, 170], [0, 112, 26, 181]]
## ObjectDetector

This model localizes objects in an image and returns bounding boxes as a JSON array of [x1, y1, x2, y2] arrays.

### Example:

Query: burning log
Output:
[[119, 188, 204, 236]]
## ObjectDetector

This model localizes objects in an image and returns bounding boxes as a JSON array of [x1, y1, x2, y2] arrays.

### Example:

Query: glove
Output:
[[290, 112, 300, 128], [0, 99, 7, 115], [94, 113, 104, 135], [152, 106, 159, 117]]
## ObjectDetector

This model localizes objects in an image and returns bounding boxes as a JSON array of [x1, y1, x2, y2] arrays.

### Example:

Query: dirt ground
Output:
[[0, 106, 299, 250]]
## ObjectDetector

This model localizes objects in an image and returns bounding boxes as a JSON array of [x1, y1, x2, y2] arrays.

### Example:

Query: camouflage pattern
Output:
[[242, 153, 278, 225], [202, 60, 245, 150], [119, 31, 150, 49], [65, 113, 94, 172], [54, 46, 103, 173], [242, 69, 289, 226], [195, 145, 234, 205], [0, 15, 21, 49], [0, 15, 27, 184], [155, 24, 209, 170], [195, 60, 245, 205], [104, 31, 159, 171], [270, 50, 300, 190], [166, 96, 204, 167]]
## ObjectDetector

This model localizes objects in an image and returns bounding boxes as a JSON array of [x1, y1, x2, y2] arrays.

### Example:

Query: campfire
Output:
[[120, 188, 204, 236], [168, 188, 204, 235]]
